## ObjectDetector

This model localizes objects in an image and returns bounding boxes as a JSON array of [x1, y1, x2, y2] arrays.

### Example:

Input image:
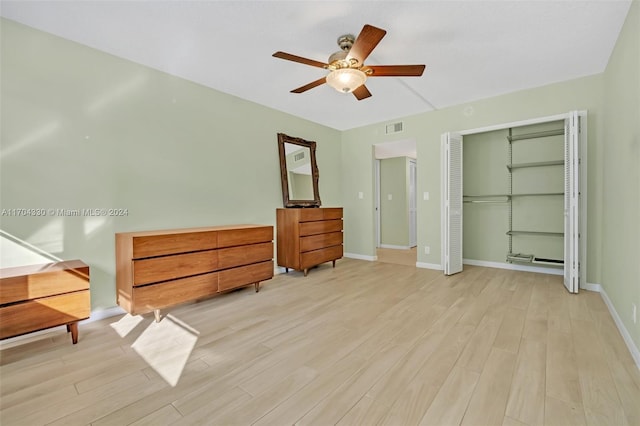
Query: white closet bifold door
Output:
[[564, 111, 580, 293], [442, 132, 463, 275]]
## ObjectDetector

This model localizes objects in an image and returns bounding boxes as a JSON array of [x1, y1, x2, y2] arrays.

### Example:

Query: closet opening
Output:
[[441, 111, 586, 293]]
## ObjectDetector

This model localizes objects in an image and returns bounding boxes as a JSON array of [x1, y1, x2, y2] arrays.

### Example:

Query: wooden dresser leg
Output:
[[255, 282, 260, 292], [154, 309, 161, 323], [285, 267, 289, 273], [69, 322, 79, 344], [332, 260, 336, 268], [304, 268, 308, 277]]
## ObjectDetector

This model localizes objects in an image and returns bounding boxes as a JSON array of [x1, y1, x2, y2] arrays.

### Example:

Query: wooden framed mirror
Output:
[[277, 133, 321, 208]]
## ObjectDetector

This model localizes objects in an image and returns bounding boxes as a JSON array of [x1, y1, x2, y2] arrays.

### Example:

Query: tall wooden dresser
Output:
[[276, 207, 343, 276], [116, 224, 273, 320]]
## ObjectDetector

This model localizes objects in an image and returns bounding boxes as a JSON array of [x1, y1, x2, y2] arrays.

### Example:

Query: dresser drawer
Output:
[[0, 264, 89, 305], [299, 219, 343, 236], [132, 273, 219, 314], [218, 226, 273, 248], [132, 231, 218, 259], [298, 208, 343, 222], [300, 232, 343, 252], [133, 250, 218, 286], [218, 260, 273, 292], [300, 245, 343, 269], [0, 291, 90, 339], [218, 242, 273, 269]]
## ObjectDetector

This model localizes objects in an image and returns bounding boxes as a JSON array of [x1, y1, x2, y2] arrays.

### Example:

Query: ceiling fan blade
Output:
[[273, 51, 328, 69], [365, 65, 426, 77], [347, 24, 387, 65], [352, 85, 372, 101], [291, 77, 327, 93]]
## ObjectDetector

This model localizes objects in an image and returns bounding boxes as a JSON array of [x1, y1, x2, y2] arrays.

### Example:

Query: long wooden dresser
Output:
[[276, 207, 343, 276], [116, 224, 273, 320], [0, 260, 90, 344]]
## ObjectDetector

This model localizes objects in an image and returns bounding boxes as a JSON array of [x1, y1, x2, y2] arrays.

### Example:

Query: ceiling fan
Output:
[[273, 24, 426, 100]]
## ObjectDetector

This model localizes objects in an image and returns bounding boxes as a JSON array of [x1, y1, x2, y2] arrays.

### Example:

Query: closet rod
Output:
[[463, 194, 511, 198], [507, 128, 564, 143], [506, 230, 564, 237], [464, 200, 509, 204]]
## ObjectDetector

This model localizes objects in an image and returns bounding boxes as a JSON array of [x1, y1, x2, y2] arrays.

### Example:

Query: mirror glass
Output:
[[278, 133, 321, 208]]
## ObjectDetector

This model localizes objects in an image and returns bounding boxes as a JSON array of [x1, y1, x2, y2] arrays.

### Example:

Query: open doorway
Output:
[[374, 139, 417, 267]]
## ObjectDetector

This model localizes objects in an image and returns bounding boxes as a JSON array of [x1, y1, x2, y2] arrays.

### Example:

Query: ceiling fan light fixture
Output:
[[326, 68, 367, 93]]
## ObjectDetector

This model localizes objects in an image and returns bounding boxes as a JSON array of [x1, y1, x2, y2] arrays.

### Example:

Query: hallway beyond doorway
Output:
[[376, 247, 417, 267]]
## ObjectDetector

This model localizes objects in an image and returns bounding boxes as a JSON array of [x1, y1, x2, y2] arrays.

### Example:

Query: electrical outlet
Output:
[[423, 191, 430, 201], [424, 246, 430, 255], [633, 303, 637, 324], [358, 191, 363, 199]]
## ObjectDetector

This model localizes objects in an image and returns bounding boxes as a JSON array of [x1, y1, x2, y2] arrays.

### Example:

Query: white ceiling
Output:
[[1, 0, 632, 131]]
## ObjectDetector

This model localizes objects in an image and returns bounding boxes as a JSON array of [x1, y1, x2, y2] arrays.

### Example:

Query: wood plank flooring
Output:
[[1, 259, 639, 425]]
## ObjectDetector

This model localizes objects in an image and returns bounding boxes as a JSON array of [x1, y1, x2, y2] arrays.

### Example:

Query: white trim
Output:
[[598, 286, 640, 370], [344, 252, 377, 261], [581, 282, 601, 292], [416, 262, 443, 270], [458, 113, 569, 136], [87, 306, 126, 322], [375, 158, 381, 248], [274, 266, 288, 275], [463, 258, 563, 276], [380, 244, 411, 250]]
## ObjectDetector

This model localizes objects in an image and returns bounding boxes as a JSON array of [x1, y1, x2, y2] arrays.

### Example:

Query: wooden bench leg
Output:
[[67, 322, 79, 344], [154, 309, 161, 323]]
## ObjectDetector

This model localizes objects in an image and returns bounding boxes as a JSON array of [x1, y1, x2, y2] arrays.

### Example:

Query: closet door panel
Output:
[[442, 132, 463, 275], [563, 112, 580, 293]]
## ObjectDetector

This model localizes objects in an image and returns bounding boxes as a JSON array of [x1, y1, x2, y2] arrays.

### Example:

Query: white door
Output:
[[409, 159, 417, 247], [375, 159, 381, 248], [442, 132, 463, 275], [564, 112, 580, 293]]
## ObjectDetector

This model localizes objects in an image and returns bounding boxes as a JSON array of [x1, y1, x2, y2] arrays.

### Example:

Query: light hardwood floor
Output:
[[1, 259, 639, 425], [376, 247, 417, 267]]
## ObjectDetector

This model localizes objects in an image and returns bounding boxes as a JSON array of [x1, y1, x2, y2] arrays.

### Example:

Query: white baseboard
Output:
[[581, 282, 602, 292], [416, 262, 443, 270], [596, 285, 640, 370], [86, 306, 126, 322], [344, 253, 377, 261], [463, 258, 563, 276], [379, 244, 411, 250]]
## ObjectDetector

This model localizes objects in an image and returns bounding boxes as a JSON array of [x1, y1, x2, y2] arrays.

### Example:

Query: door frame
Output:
[[441, 111, 587, 288]]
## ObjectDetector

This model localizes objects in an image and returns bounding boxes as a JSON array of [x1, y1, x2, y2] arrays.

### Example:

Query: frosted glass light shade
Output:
[[326, 68, 367, 93]]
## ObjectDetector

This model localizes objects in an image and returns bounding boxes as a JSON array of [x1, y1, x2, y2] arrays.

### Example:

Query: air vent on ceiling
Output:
[[385, 121, 404, 134], [294, 151, 305, 161]]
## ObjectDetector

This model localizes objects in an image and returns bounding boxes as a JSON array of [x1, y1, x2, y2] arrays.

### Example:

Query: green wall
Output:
[[1, 2, 638, 352], [379, 157, 410, 247], [601, 0, 640, 351], [0, 18, 342, 311], [341, 75, 603, 274]]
